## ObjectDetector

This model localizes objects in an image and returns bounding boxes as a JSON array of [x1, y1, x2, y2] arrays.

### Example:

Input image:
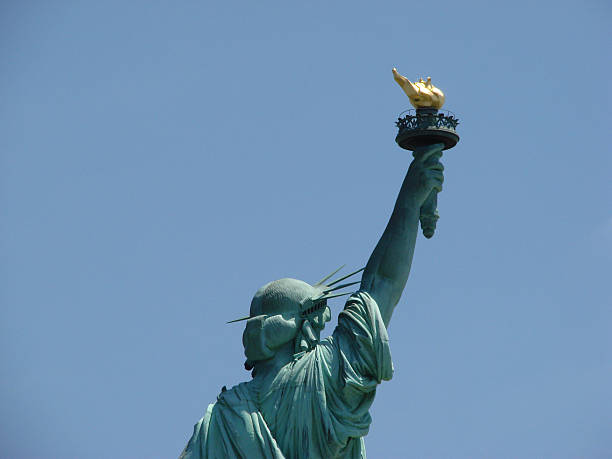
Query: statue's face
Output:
[[307, 303, 331, 332]]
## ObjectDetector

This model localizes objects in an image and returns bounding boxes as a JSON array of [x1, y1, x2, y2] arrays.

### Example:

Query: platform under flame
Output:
[[395, 108, 460, 151]]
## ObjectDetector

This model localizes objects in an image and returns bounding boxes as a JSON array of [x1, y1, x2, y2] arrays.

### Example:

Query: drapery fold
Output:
[[180, 291, 393, 459]]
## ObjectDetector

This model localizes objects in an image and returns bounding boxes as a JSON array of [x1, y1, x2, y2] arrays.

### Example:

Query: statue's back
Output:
[[181, 292, 392, 459]]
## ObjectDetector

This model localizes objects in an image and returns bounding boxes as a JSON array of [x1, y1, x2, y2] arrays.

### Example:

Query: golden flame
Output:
[[392, 68, 445, 109]]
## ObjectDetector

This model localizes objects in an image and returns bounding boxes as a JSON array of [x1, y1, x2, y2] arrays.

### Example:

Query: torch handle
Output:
[[419, 189, 439, 239]]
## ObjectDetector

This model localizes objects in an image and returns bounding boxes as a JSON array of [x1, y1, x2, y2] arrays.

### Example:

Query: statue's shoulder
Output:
[[182, 380, 283, 459], [215, 380, 257, 408]]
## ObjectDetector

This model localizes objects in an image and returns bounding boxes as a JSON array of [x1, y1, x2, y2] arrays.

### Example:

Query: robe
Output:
[[180, 291, 393, 459]]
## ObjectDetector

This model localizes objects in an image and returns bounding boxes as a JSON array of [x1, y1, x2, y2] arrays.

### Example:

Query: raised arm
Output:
[[360, 143, 444, 327]]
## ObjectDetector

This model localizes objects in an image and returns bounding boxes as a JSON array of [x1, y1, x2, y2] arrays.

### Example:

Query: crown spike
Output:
[[314, 264, 345, 287], [323, 280, 360, 294], [321, 291, 353, 300], [226, 315, 251, 324], [326, 267, 365, 287]]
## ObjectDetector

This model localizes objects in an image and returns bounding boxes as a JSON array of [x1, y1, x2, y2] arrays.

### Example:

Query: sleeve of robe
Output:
[[320, 290, 394, 448]]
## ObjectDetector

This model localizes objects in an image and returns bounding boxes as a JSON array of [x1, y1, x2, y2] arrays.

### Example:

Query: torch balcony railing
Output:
[[395, 109, 460, 131]]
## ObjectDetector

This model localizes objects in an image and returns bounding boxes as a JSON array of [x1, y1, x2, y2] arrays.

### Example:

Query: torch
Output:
[[392, 68, 460, 238]]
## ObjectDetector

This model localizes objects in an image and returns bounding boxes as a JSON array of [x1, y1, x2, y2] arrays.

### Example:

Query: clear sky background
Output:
[[1, 1, 611, 458]]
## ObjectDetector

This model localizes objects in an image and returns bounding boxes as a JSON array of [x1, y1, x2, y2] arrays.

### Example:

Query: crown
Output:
[[227, 265, 364, 324]]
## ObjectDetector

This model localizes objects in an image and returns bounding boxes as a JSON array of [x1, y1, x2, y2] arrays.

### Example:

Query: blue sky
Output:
[[1, 1, 610, 457]]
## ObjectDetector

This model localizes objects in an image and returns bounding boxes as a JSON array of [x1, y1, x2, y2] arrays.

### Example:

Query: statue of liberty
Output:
[[181, 70, 454, 458]]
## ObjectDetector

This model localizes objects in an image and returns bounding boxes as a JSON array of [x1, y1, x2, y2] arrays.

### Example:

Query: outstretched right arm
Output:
[[360, 144, 444, 327]]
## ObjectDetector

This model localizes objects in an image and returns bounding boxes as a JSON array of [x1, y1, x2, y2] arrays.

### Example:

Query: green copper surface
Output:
[[181, 143, 446, 458]]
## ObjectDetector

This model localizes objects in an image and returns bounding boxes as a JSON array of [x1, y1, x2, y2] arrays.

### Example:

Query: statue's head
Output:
[[229, 266, 364, 372], [242, 278, 331, 370]]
